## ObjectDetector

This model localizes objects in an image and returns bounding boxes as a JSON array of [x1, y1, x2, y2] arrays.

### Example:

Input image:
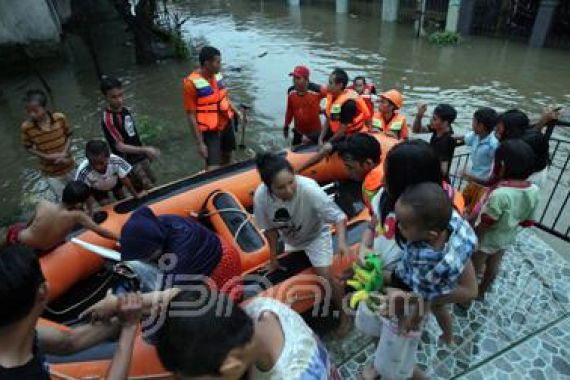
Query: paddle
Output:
[[71, 238, 121, 261]]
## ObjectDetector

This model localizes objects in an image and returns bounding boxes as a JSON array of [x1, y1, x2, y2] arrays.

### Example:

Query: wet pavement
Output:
[[323, 229, 570, 379]]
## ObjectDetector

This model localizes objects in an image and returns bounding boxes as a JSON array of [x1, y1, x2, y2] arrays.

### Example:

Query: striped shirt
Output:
[[75, 154, 132, 191], [21, 112, 74, 176]]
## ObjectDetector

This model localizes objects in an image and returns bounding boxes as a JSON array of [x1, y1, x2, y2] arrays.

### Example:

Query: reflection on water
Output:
[[0, 0, 569, 224]]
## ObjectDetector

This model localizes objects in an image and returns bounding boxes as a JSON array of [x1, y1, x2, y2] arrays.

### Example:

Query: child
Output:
[[456, 107, 500, 215], [21, 89, 75, 200], [472, 139, 540, 298], [388, 183, 476, 341], [100, 76, 160, 191], [5, 181, 119, 252], [348, 76, 377, 115], [156, 290, 341, 379], [413, 103, 458, 181], [75, 140, 145, 207]]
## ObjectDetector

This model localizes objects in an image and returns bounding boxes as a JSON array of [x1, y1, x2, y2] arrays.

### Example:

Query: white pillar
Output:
[[382, 0, 399, 22], [445, 0, 461, 33], [288, 0, 300, 6], [336, 0, 348, 14]]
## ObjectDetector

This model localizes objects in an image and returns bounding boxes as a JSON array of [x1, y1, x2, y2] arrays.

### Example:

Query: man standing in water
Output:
[[183, 46, 244, 171], [283, 65, 327, 146]]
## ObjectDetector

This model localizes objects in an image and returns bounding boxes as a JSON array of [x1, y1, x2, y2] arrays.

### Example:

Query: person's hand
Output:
[[283, 126, 289, 139], [198, 143, 208, 159], [398, 312, 423, 334], [417, 103, 428, 117], [135, 190, 148, 199], [384, 131, 397, 139], [144, 146, 161, 161], [267, 259, 287, 273], [336, 242, 352, 258], [540, 106, 562, 125], [117, 293, 144, 326], [80, 289, 118, 323]]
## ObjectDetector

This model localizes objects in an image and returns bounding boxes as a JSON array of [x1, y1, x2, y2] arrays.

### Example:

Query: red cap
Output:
[[289, 65, 310, 78]]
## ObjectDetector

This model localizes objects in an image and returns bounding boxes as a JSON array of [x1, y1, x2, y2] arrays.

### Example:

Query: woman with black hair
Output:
[[253, 152, 350, 333], [356, 140, 478, 379]]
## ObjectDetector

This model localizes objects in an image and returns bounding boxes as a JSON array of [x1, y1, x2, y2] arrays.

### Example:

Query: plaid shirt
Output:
[[395, 211, 477, 301]]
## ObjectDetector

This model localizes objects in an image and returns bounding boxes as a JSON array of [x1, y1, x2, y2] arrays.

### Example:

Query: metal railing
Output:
[[449, 132, 570, 243]]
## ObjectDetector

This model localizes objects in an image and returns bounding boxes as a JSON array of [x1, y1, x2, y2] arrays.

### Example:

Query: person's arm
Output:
[[116, 142, 160, 160], [264, 229, 285, 272], [296, 142, 334, 174], [318, 119, 330, 146], [284, 93, 293, 139], [329, 100, 357, 142], [120, 176, 146, 199], [412, 103, 429, 134], [187, 111, 207, 159], [74, 211, 120, 240], [334, 218, 349, 257], [105, 293, 143, 380], [38, 320, 120, 356], [534, 106, 562, 132], [431, 261, 478, 305]]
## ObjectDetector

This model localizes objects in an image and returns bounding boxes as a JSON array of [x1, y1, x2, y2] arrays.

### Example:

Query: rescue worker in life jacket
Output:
[[371, 89, 409, 140], [183, 46, 244, 171], [320, 68, 372, 145], [348, 76, 377, 116]]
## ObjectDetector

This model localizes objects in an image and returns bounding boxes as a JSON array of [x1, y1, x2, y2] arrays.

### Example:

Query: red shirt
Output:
[[284, 83, 327, 135]]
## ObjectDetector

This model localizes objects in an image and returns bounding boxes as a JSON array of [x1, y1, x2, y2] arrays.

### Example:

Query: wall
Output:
[[0, 0, 61, 45]]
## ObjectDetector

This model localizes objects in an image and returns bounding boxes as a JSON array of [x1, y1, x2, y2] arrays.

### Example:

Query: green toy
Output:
[[346, 253, 384, 309]]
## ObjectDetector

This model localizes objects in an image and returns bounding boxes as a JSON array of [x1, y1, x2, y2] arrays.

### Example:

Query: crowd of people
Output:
[[0, 44, 564, 379]]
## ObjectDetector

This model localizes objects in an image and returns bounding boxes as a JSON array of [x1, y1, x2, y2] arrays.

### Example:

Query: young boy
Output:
[[348, 76, 377, 116], [100, 76, 160, 191], [387, 182, 477, 342], [472, 140, 540, 298], [0, 244, 141, 380], [155, 290, 340, 379], [21, 89, 75, 200], [5, 181, 119, 252], [75, 140, 145, 207], [455, 107, 500, 215], [283, 65, 327, 146], [413, 103, 458, 181]]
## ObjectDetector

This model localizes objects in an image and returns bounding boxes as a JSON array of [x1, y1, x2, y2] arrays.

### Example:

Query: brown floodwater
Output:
[[0, 0, 569, 225]]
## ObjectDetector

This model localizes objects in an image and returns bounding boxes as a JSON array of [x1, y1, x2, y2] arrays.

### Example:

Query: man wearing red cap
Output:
[[283, 65, 327, 146]]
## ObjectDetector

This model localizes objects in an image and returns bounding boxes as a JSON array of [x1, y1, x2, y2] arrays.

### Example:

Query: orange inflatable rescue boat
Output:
[[39, 133, 461, 379]]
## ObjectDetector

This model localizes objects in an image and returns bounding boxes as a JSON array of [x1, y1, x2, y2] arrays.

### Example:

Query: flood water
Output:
[[1, 0, 569, 225]]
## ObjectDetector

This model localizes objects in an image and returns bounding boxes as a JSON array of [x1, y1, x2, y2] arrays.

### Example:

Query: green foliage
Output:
[[137, 116, 164, 143], [428, 31, 461, 46], [170, 31, 190, 59]]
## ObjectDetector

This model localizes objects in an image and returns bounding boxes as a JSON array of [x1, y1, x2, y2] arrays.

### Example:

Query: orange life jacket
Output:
[[362, 164, 384, 213], [187, 71, 234, 132], [347, 83, 376, 115], [324, 89, 370, 136], [371, 112, 407, 139]]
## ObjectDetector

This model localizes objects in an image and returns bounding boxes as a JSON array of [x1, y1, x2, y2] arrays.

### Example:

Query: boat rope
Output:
[[44, 274, 115, 316]]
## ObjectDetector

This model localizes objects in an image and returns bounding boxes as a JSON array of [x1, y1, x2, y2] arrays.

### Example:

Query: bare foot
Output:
[[359, 362, 379, 380], [334, 314, 352, 338], [438, 333, 455, 346]]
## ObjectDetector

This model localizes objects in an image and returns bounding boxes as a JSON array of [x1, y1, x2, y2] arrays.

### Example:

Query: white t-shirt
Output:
[[253, 175, 346, 248], [369, 188, 403, 271], [245, 298, 335, 380], [75, 154, 132, 191]]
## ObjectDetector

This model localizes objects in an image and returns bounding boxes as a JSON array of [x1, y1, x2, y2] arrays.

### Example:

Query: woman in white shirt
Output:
[[253, 152, 350, 333]]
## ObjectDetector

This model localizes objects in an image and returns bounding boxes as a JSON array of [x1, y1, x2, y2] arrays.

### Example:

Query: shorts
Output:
[[91, 181, 124, 203], [203, 126, 237, 166], [479, 247, 504, 255], [462, 181, 487, 215], [374, 317, 421, 379], [5, 223, 26, 245], [130, 158, 156, 190], [210, 237, 243, 302], [292, 129, 321, 146], [285, 228, 333, 268]]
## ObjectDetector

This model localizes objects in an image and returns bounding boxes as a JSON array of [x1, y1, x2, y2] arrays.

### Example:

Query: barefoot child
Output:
[[472, 139, 540, 298], [75, 140, 146, 207], [5, 181, 119, 251], [385, 182, 477, 345]]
